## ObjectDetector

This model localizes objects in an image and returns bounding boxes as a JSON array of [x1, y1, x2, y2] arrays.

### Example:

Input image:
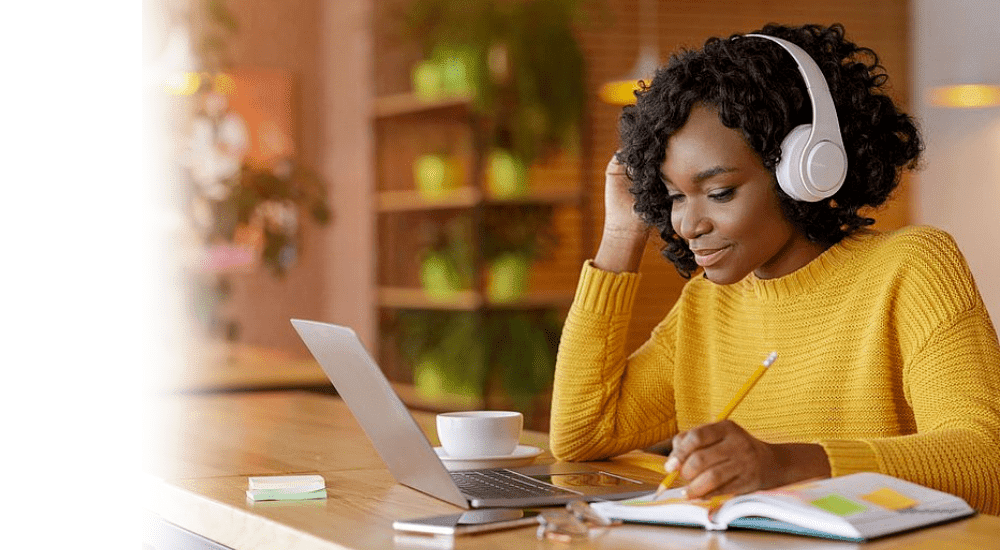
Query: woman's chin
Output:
[[701, 266, 746, 285]]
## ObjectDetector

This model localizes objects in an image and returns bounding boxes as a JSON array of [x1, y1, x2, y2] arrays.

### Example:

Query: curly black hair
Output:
[[617, 23, 923, 278]]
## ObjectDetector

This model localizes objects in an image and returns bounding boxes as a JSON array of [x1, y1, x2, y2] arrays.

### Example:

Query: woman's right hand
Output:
[[602, 154, 647, 236], [593, 154, 650, 273]]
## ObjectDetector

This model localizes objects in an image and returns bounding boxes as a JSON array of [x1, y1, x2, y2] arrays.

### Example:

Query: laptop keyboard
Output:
[[451, 470, 578, 499]]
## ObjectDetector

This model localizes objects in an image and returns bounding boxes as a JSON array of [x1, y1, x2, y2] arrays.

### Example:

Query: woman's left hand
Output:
[[665, 420, 830, 499]]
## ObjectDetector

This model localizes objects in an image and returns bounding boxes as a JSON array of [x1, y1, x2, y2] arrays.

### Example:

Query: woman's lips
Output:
[[692, 246, 730, 267]]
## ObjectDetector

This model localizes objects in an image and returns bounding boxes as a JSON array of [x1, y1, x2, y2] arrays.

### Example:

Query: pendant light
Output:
[[598, 0, 660, 105], [929, 84, 1000, 109], [926, 6, 1000, 108]]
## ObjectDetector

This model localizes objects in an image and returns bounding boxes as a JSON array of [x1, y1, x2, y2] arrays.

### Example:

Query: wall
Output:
[[912, 0, 1000, 328], [222, 0, 376, 352]]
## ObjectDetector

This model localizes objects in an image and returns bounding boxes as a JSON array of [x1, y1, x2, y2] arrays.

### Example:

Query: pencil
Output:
[[653, 351, 778, 500]]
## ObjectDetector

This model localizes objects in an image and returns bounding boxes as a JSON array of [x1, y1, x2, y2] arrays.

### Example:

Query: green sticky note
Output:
[[246, 488, 327, 502], [810, 494, 867, 516]]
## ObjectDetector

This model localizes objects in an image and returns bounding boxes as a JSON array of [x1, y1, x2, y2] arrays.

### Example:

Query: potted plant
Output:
[[402, 0, 588, 166], [394, 309, 562, 412], [393, 0, 588, 416], [406, 206, 557, 411], [418, 217, 474, 300]]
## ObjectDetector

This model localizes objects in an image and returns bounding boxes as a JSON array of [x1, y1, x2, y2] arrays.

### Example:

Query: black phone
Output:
[[392, 509, 542, 536]]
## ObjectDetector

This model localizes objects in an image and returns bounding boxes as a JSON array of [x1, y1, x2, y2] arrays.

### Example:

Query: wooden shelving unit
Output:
[[373, 93, 472, 118], [378, 286, 575, 310], [372, 92, 588, 423], [377, 186, 581, 212]]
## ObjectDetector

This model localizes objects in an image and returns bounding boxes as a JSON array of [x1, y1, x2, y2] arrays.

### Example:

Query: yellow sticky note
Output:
[[861, 487, 919, 510]]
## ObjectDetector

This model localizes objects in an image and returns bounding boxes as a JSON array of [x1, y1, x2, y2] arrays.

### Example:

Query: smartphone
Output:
[[392, 509, 542, 536]]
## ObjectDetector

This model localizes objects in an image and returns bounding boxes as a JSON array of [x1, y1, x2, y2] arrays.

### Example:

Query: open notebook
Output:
[[590, 472, 975, 542]]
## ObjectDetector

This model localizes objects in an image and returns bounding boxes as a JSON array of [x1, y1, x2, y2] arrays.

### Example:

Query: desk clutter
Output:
[[150, 392, 999, 549], [246, 474, 327, 501]]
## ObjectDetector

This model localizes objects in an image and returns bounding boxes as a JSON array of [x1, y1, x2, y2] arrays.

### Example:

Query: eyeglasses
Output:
[[536, 500, 622, 542]]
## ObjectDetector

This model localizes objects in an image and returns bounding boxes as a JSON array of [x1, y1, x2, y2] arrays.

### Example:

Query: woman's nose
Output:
[[676, 201, 711, 240]]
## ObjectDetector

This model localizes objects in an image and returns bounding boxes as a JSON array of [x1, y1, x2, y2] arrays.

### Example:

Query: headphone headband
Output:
[[744, 34, 847, 201]]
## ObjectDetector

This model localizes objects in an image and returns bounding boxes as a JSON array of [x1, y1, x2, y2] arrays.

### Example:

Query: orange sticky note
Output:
[[861, 487, 919, 510]]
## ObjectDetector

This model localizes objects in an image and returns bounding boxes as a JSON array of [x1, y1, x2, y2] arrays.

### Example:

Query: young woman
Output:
[[549, 23, 1000, 514]]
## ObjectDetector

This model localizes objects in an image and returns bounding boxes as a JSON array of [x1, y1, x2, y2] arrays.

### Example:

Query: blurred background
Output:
[[143, 0, 1000, 431]]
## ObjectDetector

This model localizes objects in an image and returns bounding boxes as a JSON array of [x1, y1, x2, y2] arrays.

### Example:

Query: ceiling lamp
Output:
[[929, 83, 1000, 108], [598, 0, 660, 105]]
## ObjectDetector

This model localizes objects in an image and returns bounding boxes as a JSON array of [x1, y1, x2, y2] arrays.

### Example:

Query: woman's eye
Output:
[[667, 193, 685, 203], [709, 188, 735, 201]]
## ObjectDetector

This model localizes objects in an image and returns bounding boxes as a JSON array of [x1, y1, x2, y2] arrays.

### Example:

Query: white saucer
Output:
[[434, 445, 543, 471]]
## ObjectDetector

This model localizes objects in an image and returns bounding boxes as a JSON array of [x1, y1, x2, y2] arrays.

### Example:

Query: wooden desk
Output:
[[164, 342, 330, 393], [144, 392, 999, 550]]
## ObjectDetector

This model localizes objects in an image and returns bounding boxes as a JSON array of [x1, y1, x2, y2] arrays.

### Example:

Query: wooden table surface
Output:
[[144, 391, 1000, 550]]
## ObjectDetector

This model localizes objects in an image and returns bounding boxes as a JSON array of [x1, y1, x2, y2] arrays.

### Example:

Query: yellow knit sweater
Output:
[[550, 226, 1000, 514]]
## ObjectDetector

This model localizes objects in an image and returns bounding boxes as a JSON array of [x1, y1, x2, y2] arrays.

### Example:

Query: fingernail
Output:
[[680, 488, 689, 499], [665, 456, 679, 473]]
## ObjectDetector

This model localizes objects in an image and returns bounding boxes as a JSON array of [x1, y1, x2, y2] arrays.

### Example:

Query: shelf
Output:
[[391, 381, 553, 430], [377, 187, 581, 212], [378, 187, 480, 212], [379, 286, 575, 310], [373, 93, 472, 118], [391, 381, 484, 412]]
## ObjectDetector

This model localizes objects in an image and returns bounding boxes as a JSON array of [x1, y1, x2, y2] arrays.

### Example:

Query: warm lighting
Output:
[[929, 84, 1000, 108], [213, 73, 237, 95], [165, 71, 202, 96], [598, 0, 660, 105], [598, 45, 659, 105]]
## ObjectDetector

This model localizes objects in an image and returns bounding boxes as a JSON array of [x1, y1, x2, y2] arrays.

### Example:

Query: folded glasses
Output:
[[536, 500, 622, 542]]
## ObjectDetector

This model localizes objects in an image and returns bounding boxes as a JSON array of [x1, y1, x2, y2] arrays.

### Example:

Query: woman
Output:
[[549, 23, 1000, 514]]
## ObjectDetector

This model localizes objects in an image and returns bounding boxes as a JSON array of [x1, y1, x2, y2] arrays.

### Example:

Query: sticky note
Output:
[[810, 494, 867, 516], [861, 487, 919, 510], [246, 474, 327, 501], [246, 488, 327, 501], [248, 474, 325, 492]]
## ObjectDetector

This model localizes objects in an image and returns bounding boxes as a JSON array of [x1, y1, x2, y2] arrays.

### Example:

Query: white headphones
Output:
[[745, 34, 848, 202]]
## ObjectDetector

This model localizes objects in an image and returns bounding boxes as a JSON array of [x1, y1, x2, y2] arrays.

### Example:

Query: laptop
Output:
[[291, 319, 658, 509]]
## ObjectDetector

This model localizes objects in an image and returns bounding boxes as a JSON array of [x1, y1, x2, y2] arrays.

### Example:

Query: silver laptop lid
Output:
[[291, 319, 470, 508]]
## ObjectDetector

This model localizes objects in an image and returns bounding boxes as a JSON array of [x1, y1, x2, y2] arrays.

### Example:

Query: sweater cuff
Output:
[[817, 439, 880, 476], [573, 260, 641, 316]]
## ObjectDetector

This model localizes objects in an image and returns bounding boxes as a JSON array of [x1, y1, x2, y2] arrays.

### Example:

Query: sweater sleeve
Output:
[[819, 229, 1000, 515], [823, 308, 1000, 515], [549, 261, 679, 461]]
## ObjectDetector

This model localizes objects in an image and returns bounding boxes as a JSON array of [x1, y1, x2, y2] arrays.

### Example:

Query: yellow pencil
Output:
[[653, 351, 778, 500]]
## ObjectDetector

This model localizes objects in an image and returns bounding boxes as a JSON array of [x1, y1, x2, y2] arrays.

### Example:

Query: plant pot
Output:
[[487, 253, 530, 303], [433, 45, 477, 98], [413, 353, 483, 403], [485, 149, 529, 198], [420, 252, 465, 299], [413, 354, 449, 399], [412, 60, 445, 101], [413, 154, 461, 199]]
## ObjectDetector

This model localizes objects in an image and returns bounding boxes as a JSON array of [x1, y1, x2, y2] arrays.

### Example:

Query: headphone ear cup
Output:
[[776, 124, 813, 202]]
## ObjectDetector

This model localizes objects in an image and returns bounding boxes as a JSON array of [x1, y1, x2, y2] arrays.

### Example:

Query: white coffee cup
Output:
[[436, 410, 523, 458]]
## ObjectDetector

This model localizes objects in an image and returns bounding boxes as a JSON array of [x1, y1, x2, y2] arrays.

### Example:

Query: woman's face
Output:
[[660, 105, 826, 284]]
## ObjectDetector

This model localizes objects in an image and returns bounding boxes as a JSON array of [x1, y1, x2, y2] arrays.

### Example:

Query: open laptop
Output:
[[291, 319, 658, 509]]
